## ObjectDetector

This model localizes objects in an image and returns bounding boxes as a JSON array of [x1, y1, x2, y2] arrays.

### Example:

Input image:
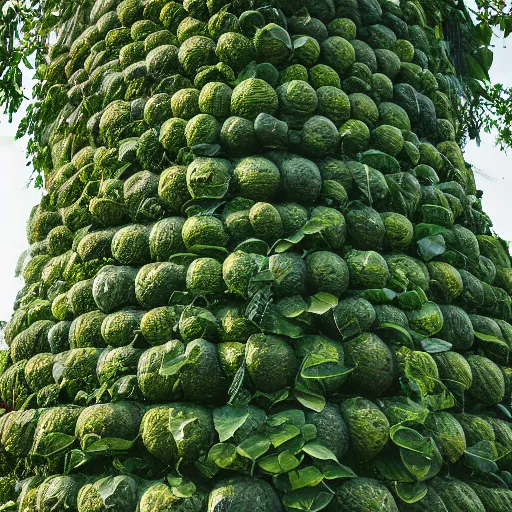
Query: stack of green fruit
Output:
[[1, 0, 512, 510]]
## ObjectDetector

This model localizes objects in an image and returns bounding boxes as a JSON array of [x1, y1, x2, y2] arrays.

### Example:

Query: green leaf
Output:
[[465, 54, 490, 82], [301, 424, 318, 442], [293, 36, 310, 50], [359, 288, 397, 304], [169, 417, 199, 443], [213, 405, 249, 442], [271, 217, 334, 253], [421, 338, 452, 353], [294, 380, 326, 412], [474, 331, 506, 343], [261, 305, 304, 338], [258, 454, 283, 474], [97, 475, 138, 507], [464, 440, 509, 473], [237, 435, 271, 460], [191, 143, 221, 157], [170, 479, 196, 499], [289, 466, 324, 490], [282, 488, 334, 511], [265, 23, 293, 50], [187, 245, 230, 257], [64, 449, 91, 473], [227, 363, 247, 406], [208, 443, 238, 469], [83, 436, 137, 454], [278, 296, 310, 318], [301, 349, 351, 380], [397, 290, 427, 311], [374, 458, 415, 483], [302, 442, 338, 462], [278, 451, 302, 472], [379, 397, 429, 427], [113, 457, 148, 473], [395, 482, 428, 504], [267, 410, 306, 428], [195, 455, 219, 479], [397, 433, 443, 482], [32, 432, 76, 457], [377, 323, 414, 347], [316, 460, 357, 480], [160, 353, 187, 376], [269, 423, 302, 448], [235, 61, 258, 85], [390, 426, 432, 455], [235, 238, 269, 255], [417, 235, 446, 261], [308, 293, 338, 315]]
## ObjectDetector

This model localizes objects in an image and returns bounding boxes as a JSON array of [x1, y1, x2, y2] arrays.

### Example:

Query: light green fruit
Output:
[[246, 333, 299, 393], [346, 249, 389, 289], [380, 212, 414, 250], [182, 215, 228, 248], [328, 18, 357, 40], [306, 250, 349, 297], [159, 118, 187, 157], [186, 157, 231, 199], [199, 81, 232, 117], [406, 302, 444, 336], [340, 398, 390, 462], [293, 35, 321, 67], [300, 115, 340, 157], [178, 35, 217, 75], [185, 113, 220, 147], [158, 165, 191, 212], [309, 64, 341, 89], [208, 478, 282, 512], [216, 32, 255, 71], [232, 157, 280, 202], [149, 217, 186, 261], [277, 80, 318, 116], [349, 92, 379, 128], [340, 119, 370, 155], [140, 306, 179, 346], [171, 88, 200, 119], [220, 116, 257, 156], [135, 262, 186, 308], [316, 86, 351, 126], [254, 23, 293, 66], [248, 202, 284, 243], [231, 78, 278, 121], [321, 36, 355, 74], [186, 257, 225, 295]]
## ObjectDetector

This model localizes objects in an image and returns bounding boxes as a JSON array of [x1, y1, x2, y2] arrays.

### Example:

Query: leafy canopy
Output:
[[0, 0, 511, 186]]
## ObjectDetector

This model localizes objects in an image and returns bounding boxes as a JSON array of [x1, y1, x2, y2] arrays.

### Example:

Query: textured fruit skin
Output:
[[5, 0, 512, 510]]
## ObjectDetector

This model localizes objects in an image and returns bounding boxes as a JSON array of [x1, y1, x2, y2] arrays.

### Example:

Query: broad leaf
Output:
[[308, 293, 338, 315], [417, 235, 446, 261], [160, 353, 187, 376], [289, 466, 324, 490], [208, 443, 238, 469], [282, 488, 334, 511], [421, 338, 452, 353], [395, 481, 428, 504], [213, 405, 249, 442], [237, 435, 271, 460], [302, 442, 339, 462]]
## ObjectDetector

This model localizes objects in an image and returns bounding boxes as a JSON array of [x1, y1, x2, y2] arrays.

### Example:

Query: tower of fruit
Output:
[[1, 0, 512, 509]]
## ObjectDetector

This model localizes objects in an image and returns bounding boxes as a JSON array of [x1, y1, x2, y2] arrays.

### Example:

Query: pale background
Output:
[[0, 6, 510, 322]]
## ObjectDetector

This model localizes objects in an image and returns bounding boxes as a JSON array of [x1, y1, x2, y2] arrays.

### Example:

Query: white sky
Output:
[[0, 13, 510, 321]]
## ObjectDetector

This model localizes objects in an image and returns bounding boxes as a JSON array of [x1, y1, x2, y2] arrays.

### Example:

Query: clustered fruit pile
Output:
[[1, 0, 512, 510]]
